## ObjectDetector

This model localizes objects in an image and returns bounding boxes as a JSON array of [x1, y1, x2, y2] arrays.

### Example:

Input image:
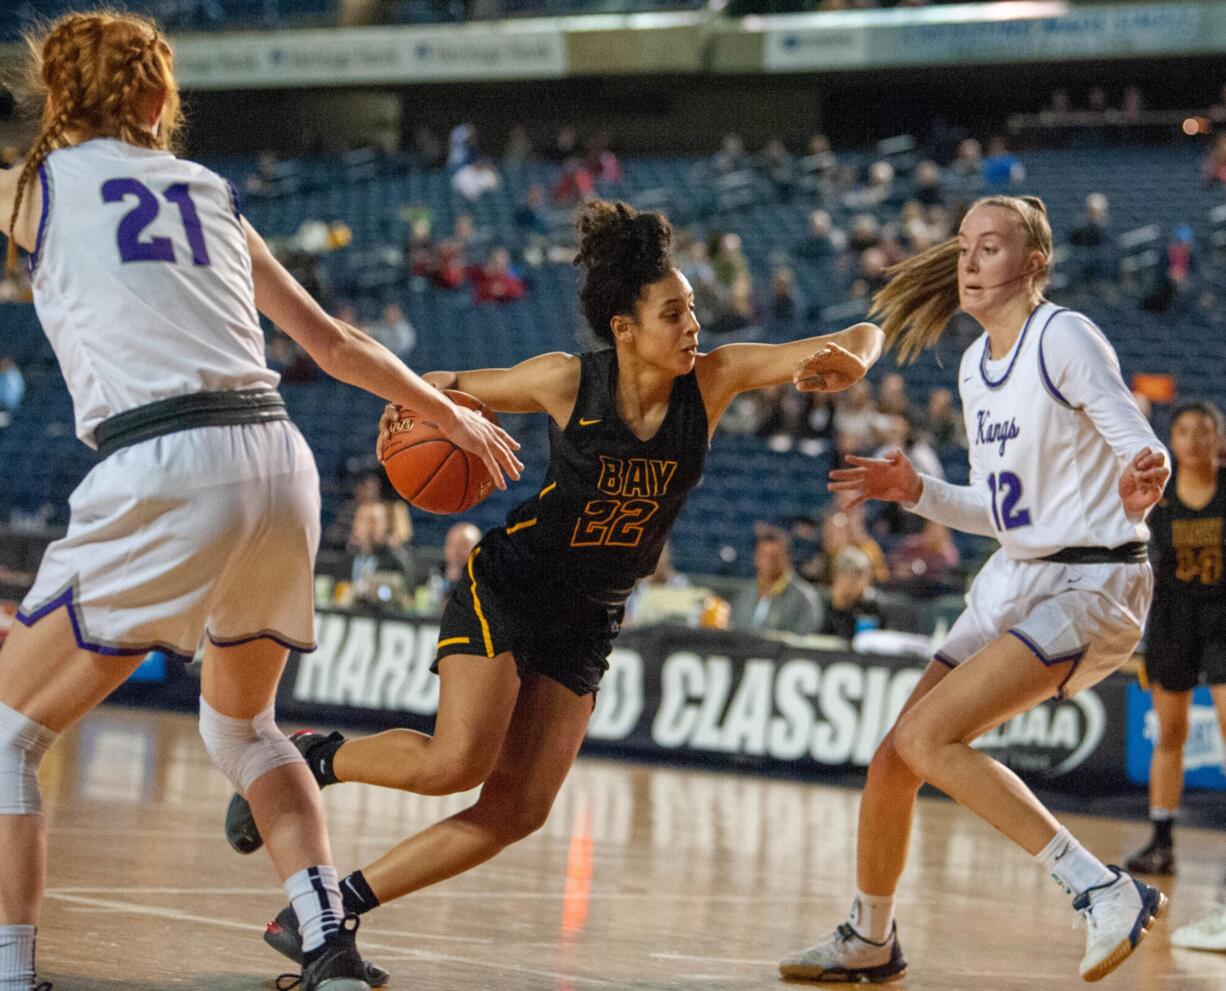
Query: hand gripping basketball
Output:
[[380, 390, 521, 514]]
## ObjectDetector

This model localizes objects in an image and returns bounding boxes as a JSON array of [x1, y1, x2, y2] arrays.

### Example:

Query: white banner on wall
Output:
[[174, 24, 568, 90], [762, 1, 1207, 73]]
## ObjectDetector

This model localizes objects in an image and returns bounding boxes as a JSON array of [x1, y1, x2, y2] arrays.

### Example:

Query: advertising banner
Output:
[[271, 610, 1130, 792], [1125, 683, 1226, 791], [174, 25, 568, 90]]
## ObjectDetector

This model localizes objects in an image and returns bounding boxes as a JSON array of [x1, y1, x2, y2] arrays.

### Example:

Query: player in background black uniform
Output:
[[1127, 401, 1226, 876], [222, 200, 885, 977]]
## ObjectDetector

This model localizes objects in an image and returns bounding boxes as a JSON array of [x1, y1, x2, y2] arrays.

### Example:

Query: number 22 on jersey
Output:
[[102, 178, 212, 266]]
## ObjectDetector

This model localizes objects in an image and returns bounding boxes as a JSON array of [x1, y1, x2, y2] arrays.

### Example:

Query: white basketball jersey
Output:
[[30, 138, 278, 447], [955, 302, 1163, 559]]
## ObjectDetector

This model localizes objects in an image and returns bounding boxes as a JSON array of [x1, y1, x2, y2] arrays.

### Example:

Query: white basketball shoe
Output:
[[778, 922, 906, 983], [1073, 866, 1166, 982], [1171, 904, 1226, 952]]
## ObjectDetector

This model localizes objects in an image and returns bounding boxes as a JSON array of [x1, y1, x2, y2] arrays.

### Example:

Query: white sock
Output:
[[849, 890, 895, 943], [1150, 807, 1179, 821], [1035, 826, 1115, 897], [0, 924, 36, 991], [285, 866, 343, 954]]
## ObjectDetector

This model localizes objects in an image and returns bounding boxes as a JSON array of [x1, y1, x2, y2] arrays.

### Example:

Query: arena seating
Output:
[[2, 143, 1223, 577]]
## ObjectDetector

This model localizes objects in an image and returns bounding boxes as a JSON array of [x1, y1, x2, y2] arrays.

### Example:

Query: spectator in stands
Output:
[[849, 214, 882, 253], [680, 238, 722, 327], [901, 202, 938, 253], [922, 387, 966, 449], [1202, 133, 1226, 187], [852, 246, 891, 300], [266, 330, 319, 384], [983, 136, 1025, 189], [1121, 84, 1144, 123], [411, 125, 445, 169], [713, 133, 749, 175], [819, 547, 886, 641], [1071, 193, 1109, 247], [451, 156, 502, 203], [368, 303, 417, 360], [888, 519, 960, 587], [0, 146, 18, 169], [876, 373, 909, 418], [874, 413, 944, 481], [812, 503, 889, 585], [844, 160, 897, 211], [428, 215, 476, 290], [795, 209, 848, 261], [758, 137, 794, 202], [914, 160, 944, 206], [447, 122, 477, 172], [708, 271, 758, 337], [712, 231, 750, 291], [769, 265, 800, 323], [552, 157, 595, 206], [624, 540, 690, 627], [949, 137, 983, 197], [549, 125, 580, 163], [730, 524, 823, 636], [503, 125, 534, 164], [514, 185, 549, 239], [586, 132, 623, 185], [244, 151, 280, 197], [1144, 225, 1198, 313], [473, 248, 527, 304], [0, 265, 31, 303], [346, 503, 410, 606], [440, 521, 481, 594], [0, 356, 24, 426], [833, 378, 885, 454]]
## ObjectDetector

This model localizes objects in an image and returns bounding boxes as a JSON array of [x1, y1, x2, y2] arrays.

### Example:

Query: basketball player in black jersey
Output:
[[222, 200, 884, 980], [1126, 401, 1226, 876]]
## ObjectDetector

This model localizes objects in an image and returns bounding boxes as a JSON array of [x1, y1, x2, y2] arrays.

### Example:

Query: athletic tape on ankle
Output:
[[198, 697, 305, 794], [0, 702, 56, 816]]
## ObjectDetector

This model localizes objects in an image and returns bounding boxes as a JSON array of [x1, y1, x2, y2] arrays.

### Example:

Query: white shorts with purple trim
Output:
[[19, 420, 320, 661], [934, 547, 1153, 698]]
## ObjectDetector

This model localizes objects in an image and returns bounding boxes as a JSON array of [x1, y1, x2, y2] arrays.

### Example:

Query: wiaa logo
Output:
[[973, 690, 1105, 777]]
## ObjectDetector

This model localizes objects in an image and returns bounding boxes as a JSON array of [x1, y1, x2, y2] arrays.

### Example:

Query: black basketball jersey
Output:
[[1150, 467, 1226, 600], [500, 348, 709, 606]]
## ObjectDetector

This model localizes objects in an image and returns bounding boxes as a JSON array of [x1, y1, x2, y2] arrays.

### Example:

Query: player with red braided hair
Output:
[[0, 10, 519, 991]]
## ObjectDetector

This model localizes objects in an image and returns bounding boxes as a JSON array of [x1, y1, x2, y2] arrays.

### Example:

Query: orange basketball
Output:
[[381, 390, 498, 514]]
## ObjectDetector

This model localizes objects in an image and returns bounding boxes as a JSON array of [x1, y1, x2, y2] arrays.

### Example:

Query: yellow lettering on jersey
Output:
[[596, 456, 625, 496], [1172, 516, 1224, 585], [596, 455, 679, 498]]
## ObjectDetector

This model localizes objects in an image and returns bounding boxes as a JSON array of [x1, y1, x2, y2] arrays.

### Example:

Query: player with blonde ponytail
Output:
[[780, 194, 1171, 984], [0, 10, 519, 990]]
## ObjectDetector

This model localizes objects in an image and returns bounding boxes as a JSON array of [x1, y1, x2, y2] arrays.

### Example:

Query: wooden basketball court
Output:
[[33, 705, 1226, 990]]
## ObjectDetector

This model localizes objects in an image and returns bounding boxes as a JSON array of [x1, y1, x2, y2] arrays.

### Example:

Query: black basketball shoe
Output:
[[1125, 838, 1176, 875], [275, 915, 372, 991], [266, 905, 389, 988], [224, 729, 345, 855]]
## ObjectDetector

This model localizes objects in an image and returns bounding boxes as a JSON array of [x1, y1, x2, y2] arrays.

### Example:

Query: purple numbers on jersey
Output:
[[987, 471, 1032, 530], [101, 178, 212, 266]]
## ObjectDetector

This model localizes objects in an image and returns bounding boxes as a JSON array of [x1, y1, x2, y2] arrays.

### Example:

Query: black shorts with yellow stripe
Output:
[[431, 527, 623, 697]]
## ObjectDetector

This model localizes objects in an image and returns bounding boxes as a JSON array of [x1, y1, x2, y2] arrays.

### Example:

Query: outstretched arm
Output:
[[695, 321, 884, 430], [830, 450, 998, 538], [246, 218, 522, 488]]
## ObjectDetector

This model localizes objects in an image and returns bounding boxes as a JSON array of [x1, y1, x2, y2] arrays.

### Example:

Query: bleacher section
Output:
[[2, 144, 1223, 576]]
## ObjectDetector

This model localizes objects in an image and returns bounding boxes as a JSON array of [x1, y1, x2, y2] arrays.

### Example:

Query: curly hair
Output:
[[871, 194, 1053, 364], [573, 200, 675, 345], [7, 9, 182, 274]]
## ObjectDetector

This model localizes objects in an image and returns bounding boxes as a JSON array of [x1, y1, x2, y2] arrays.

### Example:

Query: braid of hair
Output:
[[6, 25, 86, 275]]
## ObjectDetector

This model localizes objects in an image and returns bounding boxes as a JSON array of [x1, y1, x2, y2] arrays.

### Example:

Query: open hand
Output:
[[794, 341, 869, 393], [1119, 447, 1169, 516], [828, 450, 922, 510]]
